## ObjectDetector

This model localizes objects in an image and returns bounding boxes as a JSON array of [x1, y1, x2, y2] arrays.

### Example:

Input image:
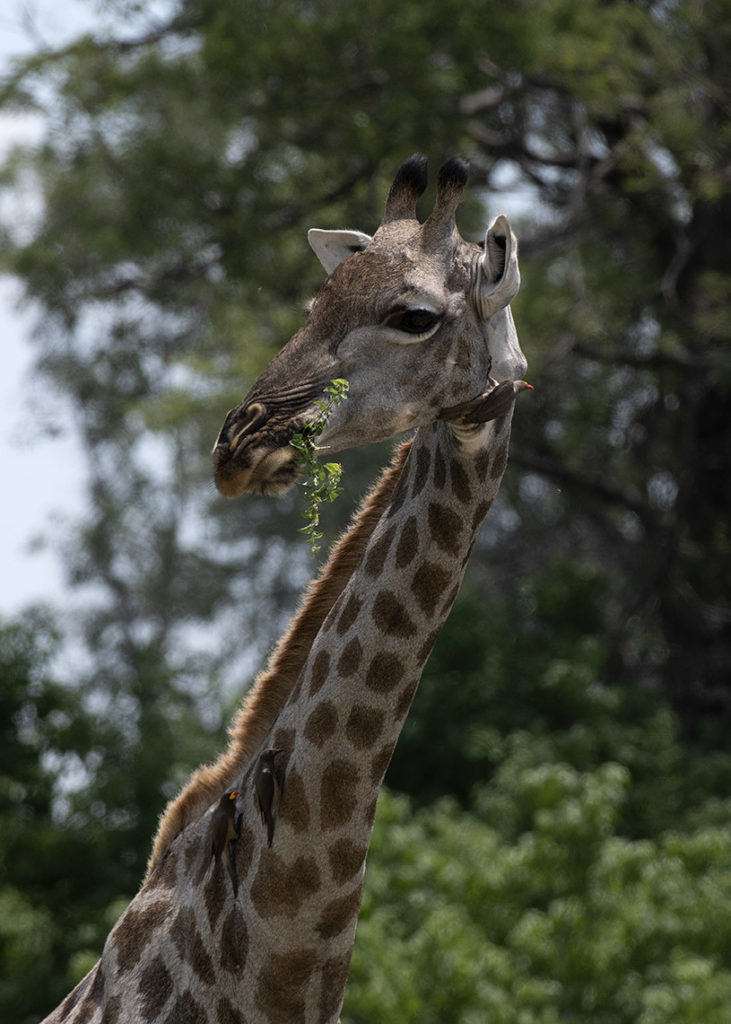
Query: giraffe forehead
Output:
[[315, 227, 474, 319]]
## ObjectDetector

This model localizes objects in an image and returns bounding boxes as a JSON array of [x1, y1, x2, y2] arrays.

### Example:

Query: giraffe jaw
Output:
[[213, 444, 299, 498]]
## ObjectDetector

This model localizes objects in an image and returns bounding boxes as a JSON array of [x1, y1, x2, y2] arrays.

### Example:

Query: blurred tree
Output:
[[2, 0, 727, 810], [1, 0, 730, 1019], [0, 613, 114, 1021], [0, 0, 513, 827], [456, 0, 731, 722]]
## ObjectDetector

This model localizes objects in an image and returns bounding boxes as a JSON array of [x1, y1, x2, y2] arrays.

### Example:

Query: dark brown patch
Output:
[[410, 444, 431, 499], [255, 948, 316, 1023], [427, 501, 463, 555], [364, 522, 397, 578], [308, 649, 331, 697], [327, 837, 368, 886], [364, 794, 380, 828], [112, 899, 172, 975], [192, 930, 216, 986], [146, 849, 177, 891], [204, 860, 223, 933], [250, 853, 321, 918], [387, 460, 411, 519], [279, 767, 310, 833], [320, 759, 360, 830], [316, 884, 363, 939], [411, 562, 452, 616], [183, 838, 200, 876], [304, 701, 338, 747], [89, 961, 106, 1005], [345, 704, 385, 749], [475, 448, 491, 480], [71, 962, 105, 1024], [272, 726, 296, 752], [418, 626, 442, 664], [471, 498, 493, 531], [433, 442, 447, 489], [395, 516, 419, 568], [372, 590, 417, 637], [319, 953, 353, 1024], [170, 905, 194, 962], [337, 636, 363, 677], [171, 907, 214, 984], [365, 651, 405, 693], [490, 440, 510, 480], [138, 956, 173, 1022], [234, 823, 255, 881], [102, 995, 121, 1023], [54, 971, 92, 1021], [217, 996, 245, 1024], [370, 743, 394, 786], [336, 593, 362, 635], [162, 991, 206, 1024], [220, 911, 248, 976], [450, 458, 473, 503], [395, 677, 420, 720], [441, 582, 462, 615]]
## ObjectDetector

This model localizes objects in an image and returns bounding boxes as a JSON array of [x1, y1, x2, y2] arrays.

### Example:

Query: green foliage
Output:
[[0, 611, 229, 1022], [345, 782, 731, 1024], [290, 379, 350, 554], [392, 566, 731, 834], [0, 613, 99, 1022]]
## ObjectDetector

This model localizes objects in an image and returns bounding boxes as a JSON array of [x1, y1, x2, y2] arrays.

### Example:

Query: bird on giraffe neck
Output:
[[208, 789, 241, 895], [254, 748, 285, 848]]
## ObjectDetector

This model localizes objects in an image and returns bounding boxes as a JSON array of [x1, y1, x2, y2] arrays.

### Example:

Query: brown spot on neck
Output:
[[320, 758, 360, 830], [372, 591, 417, 637]]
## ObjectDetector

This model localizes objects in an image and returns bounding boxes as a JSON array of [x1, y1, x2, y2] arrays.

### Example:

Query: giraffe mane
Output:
[[144, 439, 412, 878]]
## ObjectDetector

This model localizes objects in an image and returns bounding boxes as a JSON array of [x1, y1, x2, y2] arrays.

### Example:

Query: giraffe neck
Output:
[[44, 414, 514, 1024], [146, 442, 410, 875], [264, 414, 511, 843], [213, 412, 514, 1022]]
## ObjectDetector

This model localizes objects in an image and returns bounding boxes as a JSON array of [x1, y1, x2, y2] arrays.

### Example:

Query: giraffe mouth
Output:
[[213, 392, 326, 497], [213, 442, 299, 498]]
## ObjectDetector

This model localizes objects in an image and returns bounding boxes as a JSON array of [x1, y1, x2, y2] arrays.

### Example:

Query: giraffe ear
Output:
[[307, 229, 373, 274], [474, 214, 521, 320]]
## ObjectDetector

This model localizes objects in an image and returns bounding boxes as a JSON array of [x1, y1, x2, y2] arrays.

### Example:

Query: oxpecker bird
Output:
[[440, 378, 534, 425], [209, 789, 241, 895], [255, 748, 285, 848]]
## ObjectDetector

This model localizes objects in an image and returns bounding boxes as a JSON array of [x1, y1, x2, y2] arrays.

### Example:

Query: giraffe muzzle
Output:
[[212, 401, 305, 497]]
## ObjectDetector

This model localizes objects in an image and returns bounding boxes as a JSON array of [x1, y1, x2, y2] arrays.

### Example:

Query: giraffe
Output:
[[42, 155, 528, 1024]]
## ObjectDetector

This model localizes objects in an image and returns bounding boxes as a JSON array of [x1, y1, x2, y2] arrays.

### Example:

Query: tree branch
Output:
[[511, 450, 652, 526]]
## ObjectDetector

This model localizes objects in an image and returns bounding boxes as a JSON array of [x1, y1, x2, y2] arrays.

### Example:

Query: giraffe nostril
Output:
[[226, 402, 269, 452]]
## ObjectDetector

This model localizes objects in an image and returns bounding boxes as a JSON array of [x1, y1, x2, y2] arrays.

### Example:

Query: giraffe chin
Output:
[[214, 446, 298, 498]]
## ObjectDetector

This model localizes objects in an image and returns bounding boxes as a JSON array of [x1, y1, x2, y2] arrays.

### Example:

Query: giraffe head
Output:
[[213, 155, 526, 497]]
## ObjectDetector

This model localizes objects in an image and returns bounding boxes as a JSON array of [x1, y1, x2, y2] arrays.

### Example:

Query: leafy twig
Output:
[[289, 379, 349, 555]]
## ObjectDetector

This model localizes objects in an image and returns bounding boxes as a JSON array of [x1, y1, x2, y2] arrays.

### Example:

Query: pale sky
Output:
[[0, 1, 539, 619], [0, 1, 93, 615]]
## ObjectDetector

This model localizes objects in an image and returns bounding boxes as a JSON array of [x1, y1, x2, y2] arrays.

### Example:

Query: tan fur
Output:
[[145, 440, 412, 877]]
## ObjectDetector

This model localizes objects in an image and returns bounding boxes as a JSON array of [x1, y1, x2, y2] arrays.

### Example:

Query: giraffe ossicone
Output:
[[43, 155, 529, 1024]]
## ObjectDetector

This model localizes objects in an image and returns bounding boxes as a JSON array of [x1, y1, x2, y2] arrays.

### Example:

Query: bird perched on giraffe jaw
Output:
[[439, 378, 533, 426], [209, 789, 241, 896], [254, 748, 285, 848]]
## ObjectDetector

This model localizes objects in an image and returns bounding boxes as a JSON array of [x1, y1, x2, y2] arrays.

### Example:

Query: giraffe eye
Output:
[[384, 306, 441, 336]]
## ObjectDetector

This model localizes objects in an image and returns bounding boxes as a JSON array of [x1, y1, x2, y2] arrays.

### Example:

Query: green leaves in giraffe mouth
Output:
[[289, 379, 350, 555]]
